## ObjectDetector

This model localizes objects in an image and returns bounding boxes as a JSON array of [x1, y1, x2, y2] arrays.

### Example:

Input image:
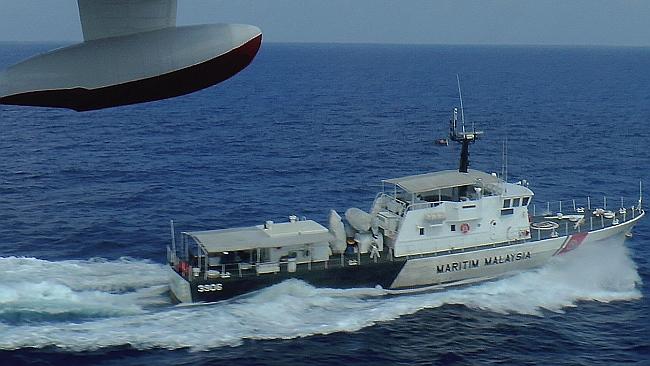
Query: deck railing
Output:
[[185, 254, 364, 282], [529, 201, 643, 242], [530, 196, 641, 217], [375, 193, 408, 215], [407, 200, 443, 212], [166, 245, 178, 266]]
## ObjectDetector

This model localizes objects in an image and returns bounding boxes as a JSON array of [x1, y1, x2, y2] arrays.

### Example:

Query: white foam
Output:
[[0, 257, 170, 318], [0, 239, 642, 351]]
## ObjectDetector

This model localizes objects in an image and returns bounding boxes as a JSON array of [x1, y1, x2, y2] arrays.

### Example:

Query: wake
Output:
[[0, 257, 170, 321], [0, 239, 642, 351]]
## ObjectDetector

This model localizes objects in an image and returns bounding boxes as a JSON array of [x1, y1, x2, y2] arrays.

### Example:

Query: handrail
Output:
[[166, 245, 178, 266], [529, 204, 644, 242], [376, 193, 408, 215], [406, 200, 444, 213], [530, 196, 641, 217]]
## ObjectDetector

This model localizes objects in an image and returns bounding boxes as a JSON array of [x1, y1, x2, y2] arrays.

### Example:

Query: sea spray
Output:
[[0, 239, 641, 351], [440, 238, 642, 315], [0, 257, 170, 321]]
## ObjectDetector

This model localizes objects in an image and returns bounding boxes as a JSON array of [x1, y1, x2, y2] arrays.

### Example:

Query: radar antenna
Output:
[[449, 75, 483, 173]]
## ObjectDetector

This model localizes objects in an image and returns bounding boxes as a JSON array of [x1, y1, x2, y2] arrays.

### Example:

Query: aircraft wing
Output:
[[0, 0, 262, 111], [78, 0, 177, 41]]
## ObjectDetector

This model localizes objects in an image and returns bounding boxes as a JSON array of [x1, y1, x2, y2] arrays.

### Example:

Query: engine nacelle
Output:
[[0, 23, 261, 111]]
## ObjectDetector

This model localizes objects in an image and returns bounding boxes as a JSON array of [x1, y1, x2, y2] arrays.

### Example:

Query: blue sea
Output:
[[1, 42, 649, 365]]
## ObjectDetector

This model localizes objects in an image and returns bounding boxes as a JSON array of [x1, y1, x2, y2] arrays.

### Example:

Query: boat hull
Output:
[[170, 258, 407, 303], [169, 212, 642, 303]]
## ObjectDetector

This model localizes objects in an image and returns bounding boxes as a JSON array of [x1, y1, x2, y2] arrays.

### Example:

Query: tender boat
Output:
[[166, 95, 644, 303]]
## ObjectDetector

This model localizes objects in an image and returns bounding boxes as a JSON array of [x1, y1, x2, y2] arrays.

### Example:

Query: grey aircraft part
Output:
[[0, 0, 262, 111], [78, 0, 178, 41]]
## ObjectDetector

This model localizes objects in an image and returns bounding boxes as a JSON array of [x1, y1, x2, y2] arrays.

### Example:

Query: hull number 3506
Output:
[[197, 284, 223, 292]]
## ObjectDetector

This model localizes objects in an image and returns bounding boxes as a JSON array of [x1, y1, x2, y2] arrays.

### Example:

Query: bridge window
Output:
[[513, 198, 521, 207], [522, 197, 530, 206], [503, 199, 511, 208]]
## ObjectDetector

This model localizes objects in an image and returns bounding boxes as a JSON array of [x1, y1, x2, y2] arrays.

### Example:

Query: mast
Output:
[[449, 75, 483, 173]]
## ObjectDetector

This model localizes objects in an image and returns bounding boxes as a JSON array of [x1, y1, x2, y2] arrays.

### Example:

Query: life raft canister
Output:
[[460, 223, 470, 234]]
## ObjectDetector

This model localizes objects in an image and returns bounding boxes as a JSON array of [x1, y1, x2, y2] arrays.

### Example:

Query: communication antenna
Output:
[[639, 180, 643, 210], [501, 140, 504, 178], [449, 75, 483, 174], [501, 138, 509, 182], [457, 74, 466, 134], [170, 219, 176, 254]]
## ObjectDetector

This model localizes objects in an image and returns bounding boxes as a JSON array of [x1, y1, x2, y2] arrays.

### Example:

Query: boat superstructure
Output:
[[166, 88, 644, 303]]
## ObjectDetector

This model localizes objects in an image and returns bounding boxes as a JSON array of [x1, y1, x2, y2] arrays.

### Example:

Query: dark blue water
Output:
[[1, 43, 649, 365]]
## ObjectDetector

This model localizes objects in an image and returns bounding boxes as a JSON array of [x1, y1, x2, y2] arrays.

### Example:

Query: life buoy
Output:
[[460, 223, 470, 234]]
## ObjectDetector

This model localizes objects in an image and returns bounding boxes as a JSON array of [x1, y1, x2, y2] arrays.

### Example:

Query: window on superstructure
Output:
[[523, 197, 530, 206], [450, 224, 456, 232], [503, 199, 511, 208], [513, 198, 521, 207], [418, 227, 424, 236]]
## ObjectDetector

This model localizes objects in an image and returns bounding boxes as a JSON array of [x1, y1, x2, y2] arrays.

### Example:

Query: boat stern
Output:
[[167, 265, 193, 303]]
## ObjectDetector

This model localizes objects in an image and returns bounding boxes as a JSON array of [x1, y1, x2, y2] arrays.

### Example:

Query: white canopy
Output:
[[383, 169, 501, 194], [184, 220, 333, 253]]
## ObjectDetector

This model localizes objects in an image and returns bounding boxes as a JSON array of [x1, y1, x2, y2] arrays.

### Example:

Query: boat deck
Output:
[[528, 205, 641, 241], [168, 205, 643, 284], [171, 249, 398, 284]]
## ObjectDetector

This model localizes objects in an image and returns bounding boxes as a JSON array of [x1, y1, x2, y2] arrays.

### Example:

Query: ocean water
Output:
[[0, 43, 649, 365]]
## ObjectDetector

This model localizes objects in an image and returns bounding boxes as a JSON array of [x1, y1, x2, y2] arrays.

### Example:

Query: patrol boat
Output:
[[166, 108, 644, 303]]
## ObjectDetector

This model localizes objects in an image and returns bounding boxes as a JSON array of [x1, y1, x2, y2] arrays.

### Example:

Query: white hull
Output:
[[390, 213, 640, 290]]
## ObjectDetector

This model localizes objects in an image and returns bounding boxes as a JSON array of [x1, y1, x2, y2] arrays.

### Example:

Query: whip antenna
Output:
[[456, 74, 466, 134], [450, 75, 483, 174]]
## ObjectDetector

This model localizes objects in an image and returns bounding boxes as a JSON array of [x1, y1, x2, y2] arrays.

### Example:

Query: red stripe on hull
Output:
[[0, 34, 262, 112], [556, 232, 589, 255]]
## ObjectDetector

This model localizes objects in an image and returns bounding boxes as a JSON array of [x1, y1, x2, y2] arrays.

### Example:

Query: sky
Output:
[[0, 0, 649, 46]]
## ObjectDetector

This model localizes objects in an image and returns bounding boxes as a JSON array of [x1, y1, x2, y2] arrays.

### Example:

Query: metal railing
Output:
[[529, 203, 643, 242], [530, 196, 641, 217], [375, 193, 408, 215], [166, 245, 178, 266], [407, 200, 444, 213]]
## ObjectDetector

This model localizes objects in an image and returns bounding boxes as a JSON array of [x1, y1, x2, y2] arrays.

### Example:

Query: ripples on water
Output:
[[0, 240, 641, 352], [0, 43, 649, 365]]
